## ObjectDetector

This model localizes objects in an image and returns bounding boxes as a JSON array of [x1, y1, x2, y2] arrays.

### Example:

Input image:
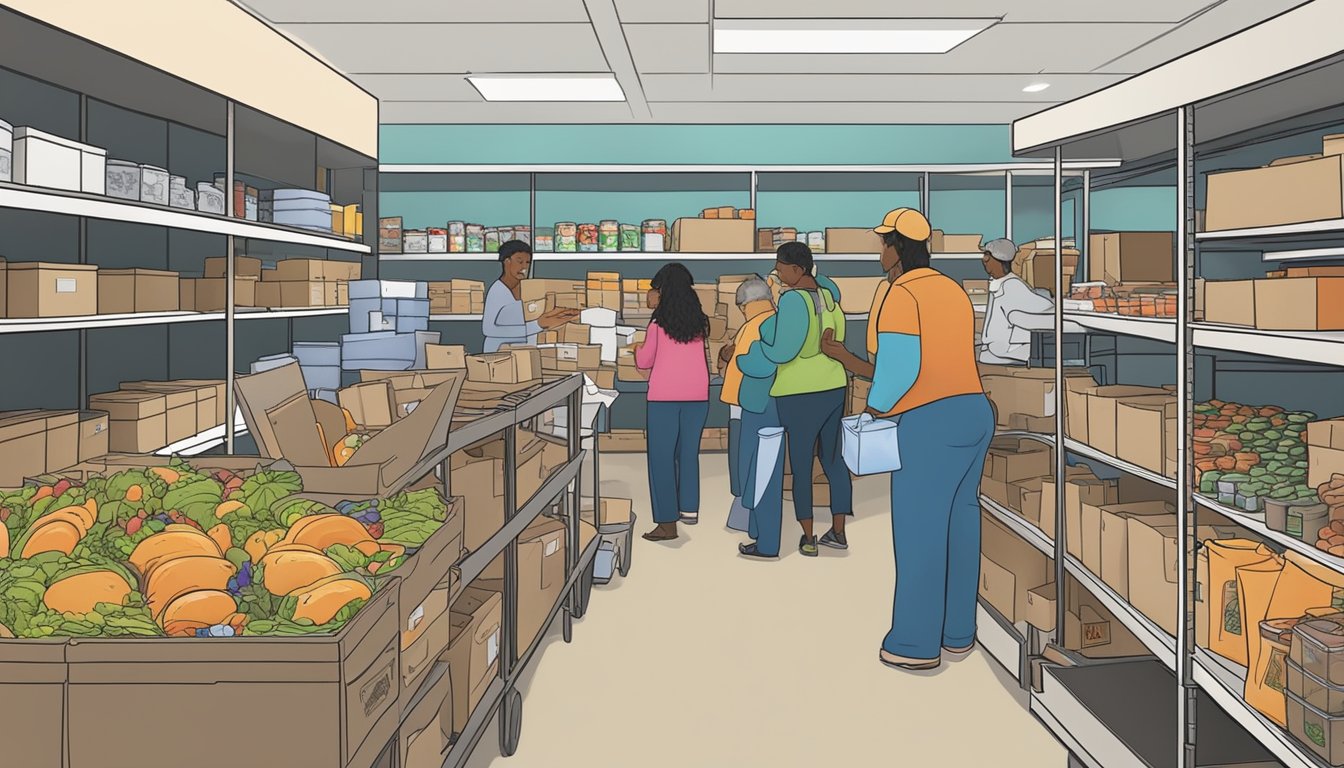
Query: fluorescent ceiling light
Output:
[[467, 75, 625, 102], [713, 19, 993, 54], [1022, 82, 1051, 93]]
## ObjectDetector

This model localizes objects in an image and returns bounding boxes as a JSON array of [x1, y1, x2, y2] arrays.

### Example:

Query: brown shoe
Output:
[[642, 523, 679, 542], [879, 650, 941, 671]]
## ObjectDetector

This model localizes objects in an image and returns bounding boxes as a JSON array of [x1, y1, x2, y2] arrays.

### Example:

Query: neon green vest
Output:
[[770, 288, 847, 397]]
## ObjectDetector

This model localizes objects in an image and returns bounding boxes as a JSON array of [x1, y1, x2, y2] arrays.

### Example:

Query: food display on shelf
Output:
[[1193, 401, 1317, 516], [0, 460, 460, 639], [378, 217, 532, 254], [1064, 282, 1178, 318]]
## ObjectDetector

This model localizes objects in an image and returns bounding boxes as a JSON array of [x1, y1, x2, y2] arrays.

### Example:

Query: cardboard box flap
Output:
[[342, 373, 465, 478], [234, 363, 309, 459], [264, 393, 331, 468]]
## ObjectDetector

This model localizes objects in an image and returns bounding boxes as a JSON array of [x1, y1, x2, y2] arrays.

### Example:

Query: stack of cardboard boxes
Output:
[[255, 258, 359, 309], [182, 257, 259, 312], [671, 209, 755, 253], [1204, 132, 1344, 232], [344, 279, 440, 373], [1065, 382, 1178, 478], [0, 409, 110, 486], [586, 271, 622, 311], [428, 280, 485, 316], [87, 380, 226, 455], [1204, 267, 1344, 331], [1012, 239, 1079, 296], [979, 363, 1096, 434]]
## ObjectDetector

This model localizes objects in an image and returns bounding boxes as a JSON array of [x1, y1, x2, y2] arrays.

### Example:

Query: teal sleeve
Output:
[[756, 291, 808, 364], [868, 332, 921, 413], [737, 316, 778, 378]]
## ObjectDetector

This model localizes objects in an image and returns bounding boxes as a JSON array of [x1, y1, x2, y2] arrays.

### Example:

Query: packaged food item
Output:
[[403, 229, 429, 253], [196, 182, 225, 215], [1239, 558, 1287, 724], [1294, 616, 1344, 688], [598, 220, 620, 252], [168, 176, 194, 210], [379, 216, 404, 253], [447, 221, 466, 253], [498, 227, 515, 244], [578, 223, 599, 253], [555, 222, 578, 252], [641, 220, 666, 252], [139, 164, 170, 206], [1206, 539, 1277, 666], [1288, 687, 1344, 765], [485, 227, 502, 252], [105, 159, 140, 201], [620, 224, 640, 251], [1267, 498, 1329, 541], [808, 231, 825, 252], [514, 225, 532, 245], [466, 223, 485, 253], [1255, 618, 1301, 713], [245, 186, 259, 221], [427, 227, 448, 253], [1289, 656, 1344, 716]]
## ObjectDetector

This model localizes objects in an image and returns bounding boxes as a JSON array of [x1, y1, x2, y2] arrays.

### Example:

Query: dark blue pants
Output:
[[884, 394, 994, 660], [646, 401, 709, 524], [728, 414, 742, 499], [740, 401, 785, 556], [775, 387, 853, 522]]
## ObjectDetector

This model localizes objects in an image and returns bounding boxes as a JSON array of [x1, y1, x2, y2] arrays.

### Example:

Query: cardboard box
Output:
[[96, 269, 179, 314], [1085, 386, 1170, 457], [235, 362, 464, 501], [1202, 279, 1257, 327], [597, 497, 634, 527], [1062, 477, 1121, 560], [984, 436, 1052, 483], [204, 255, 263, 278], [158, 379, 227, 425], [425, 344, 467, 370], [340, 380, 398, 429], [982, 374, 1056, 422], [87, 391, 167, 453], [401, 587, 451, 691], [466, 349, 539, 385], [66, 581, 400, 768], [1205, 154, 1344, 231], [1088, 232, 1174, 285], [256, 280, 338, 308], [117, 381, 217, 435], [599, 429, 646, 453], [824, 228, 883, 254], [1308, 418, 1344, 488], [939, 234, 984, 253], [444, 586, 502, 734], [270, 258, 350, 282], [399, 662, 452, 768], [1100, 501, 1175, 598], [979, 554, 1017, 622], [0, 412, 50, 486], [1253, 277, 1344, 331], [1127, 517, 1179, 635], [982, 512, 1052, 622], [515, 517, 568, 649], [7, 262, 98, 317], [1025, 582, 1058, 632], [1116, 396, 1177, 476], [77, 410, 109, 464], [669, 218, 754, 253], [180, 276, 258, 312]]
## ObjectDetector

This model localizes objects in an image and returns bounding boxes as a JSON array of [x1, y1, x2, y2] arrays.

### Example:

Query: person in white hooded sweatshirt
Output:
[[977, 238, 1055, 365]]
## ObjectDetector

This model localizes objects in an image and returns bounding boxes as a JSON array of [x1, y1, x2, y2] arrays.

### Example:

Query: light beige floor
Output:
[[467, 452, 1066, 767]]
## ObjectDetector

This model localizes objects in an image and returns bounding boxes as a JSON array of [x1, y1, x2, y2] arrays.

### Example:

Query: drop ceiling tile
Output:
[[380, 100, 638, 123], [242, 0, 591, 23], [646, 101, 1036, 123], [642, 73, 1126, 103], [273, 23, 609, 74], [350, 74, 482, 102], [615, 0, 710, 23], [712, 0, 1219, 23], [712, 23, 1172, 75], [624, 24, 710, 73], [1094, 0, 1308, 73]]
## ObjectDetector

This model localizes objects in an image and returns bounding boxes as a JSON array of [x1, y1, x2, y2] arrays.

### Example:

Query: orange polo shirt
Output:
[[720, 310, 772, 406], [874, 267, 983, 416], [866, 279, 891, 358]]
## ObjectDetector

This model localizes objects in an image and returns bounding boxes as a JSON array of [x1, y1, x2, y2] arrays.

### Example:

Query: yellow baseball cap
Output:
[[873, 208, 932, 241]]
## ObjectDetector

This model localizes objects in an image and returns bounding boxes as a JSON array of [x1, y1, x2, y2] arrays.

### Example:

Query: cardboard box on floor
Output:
[[981, 511, 1052, 622], [235, 362, 464, 502], [65, 580, 401, 768], [443, 585, 502, 735], [1204, 154, 1344, 232]]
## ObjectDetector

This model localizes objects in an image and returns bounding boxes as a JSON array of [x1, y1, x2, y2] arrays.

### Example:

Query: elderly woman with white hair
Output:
[[716, 275, 786, 559]]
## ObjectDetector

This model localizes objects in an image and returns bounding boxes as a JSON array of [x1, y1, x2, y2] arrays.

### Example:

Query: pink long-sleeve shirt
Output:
[[635, 321, 710, 402]]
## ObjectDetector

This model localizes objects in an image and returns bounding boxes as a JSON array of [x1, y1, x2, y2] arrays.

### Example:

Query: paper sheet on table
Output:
[[752, 427, 785, 509]]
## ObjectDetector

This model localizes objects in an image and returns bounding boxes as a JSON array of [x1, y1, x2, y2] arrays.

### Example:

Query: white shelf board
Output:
[[1193, 648, 1329, 768], [1196, 218, 1344, 242], [0, 183, 371, 253], [1195, 494, 1344, 577], [1063, 555, 1176, 669], [381, 251, 971, 262], [1262, 246, 1344, 262], [1031, 666, 1151, 768], [981, 494, 1054, 555], [377, 252, 499, 262], [1063, 438, 1177, 490], [430, 314, 483, 321], [1193, 323, 1344, 367], [156, 414, 248, 457], [379, 162, 1117, 174], [0, 307, 347, 334], [975, 600, 1025, 683], [1064, 311, 1177, 343]]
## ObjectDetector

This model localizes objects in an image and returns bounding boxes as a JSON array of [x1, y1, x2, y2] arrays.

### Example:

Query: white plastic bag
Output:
[[842, 413, 901, 475]]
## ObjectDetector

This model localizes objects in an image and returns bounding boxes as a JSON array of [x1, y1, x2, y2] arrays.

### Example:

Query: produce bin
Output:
[[0, 638, 67, 767], [65, 581, 401, 768]]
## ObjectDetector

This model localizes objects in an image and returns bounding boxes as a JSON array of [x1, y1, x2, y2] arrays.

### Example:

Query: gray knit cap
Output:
[[983, 238, 1017, 263]]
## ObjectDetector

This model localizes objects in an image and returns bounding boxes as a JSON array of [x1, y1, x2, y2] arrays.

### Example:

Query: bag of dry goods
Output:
[[1239, 558, 1286, 724], [1207, 539, 1278, 666]]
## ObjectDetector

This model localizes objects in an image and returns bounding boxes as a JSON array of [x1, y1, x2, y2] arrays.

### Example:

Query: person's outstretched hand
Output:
[[538, 308, 578, 329], [819, 327, 848, 361]]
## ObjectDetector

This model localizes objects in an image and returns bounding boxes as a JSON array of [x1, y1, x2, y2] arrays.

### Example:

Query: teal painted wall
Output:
[[379, 124, 1014, 165], [755, 190, 920, 232], [1090, 187, 1178, 232]]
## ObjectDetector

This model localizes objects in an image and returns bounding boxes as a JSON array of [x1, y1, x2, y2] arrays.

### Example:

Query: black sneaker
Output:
[[799, 535, 819, 557], [819, 529, 848, 550], [738, 543, 776, 559]]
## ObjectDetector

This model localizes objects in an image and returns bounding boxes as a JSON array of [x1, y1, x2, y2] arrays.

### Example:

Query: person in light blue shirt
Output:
[[482, 240, 576, 352]]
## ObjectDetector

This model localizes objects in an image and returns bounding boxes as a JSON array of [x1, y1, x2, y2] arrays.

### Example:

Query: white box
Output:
[[196, 182, 225, 215], [139, 165, 169, 205], [105, 159, 140, 200], [380, 280, 425, 299], [12, 126, 107, 193], [0, 118, 12, 183], [580, 307, 618, 328]]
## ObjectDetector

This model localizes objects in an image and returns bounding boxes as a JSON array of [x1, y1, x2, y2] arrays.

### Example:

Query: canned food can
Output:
[[485, 228, 502, 252], [555, 222, 578, 252], [599, 220, 620, 252], [578, 223, 599, 253], [447, 221, 466, 253], [466, 223, 485, 253], [620, 224, 641, 251]]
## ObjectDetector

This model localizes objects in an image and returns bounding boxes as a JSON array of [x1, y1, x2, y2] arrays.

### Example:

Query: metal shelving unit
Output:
[[1009, 5, 1344, 766]]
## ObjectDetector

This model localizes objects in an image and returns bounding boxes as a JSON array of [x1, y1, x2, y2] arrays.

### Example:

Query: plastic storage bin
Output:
[[1294, 617, 1344, 688], [292, 342, 341, 368], [1290, 658, 1344, 717], [1, 118, 14, 182], [139, 164, 169, 205], [1288, 688, 1344, 765], [196, 182, 225, 215], [168, 176, 194, 210], [1266, 498, 1329, 541], [340, 331, 418, 371], [12, 126, 106, 193], [105, 160, 140, 200]]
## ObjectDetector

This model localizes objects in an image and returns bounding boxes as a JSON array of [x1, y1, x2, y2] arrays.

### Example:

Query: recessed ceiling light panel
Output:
[[1022, 82, 1051, 93], [467, 75, 626, 102], [712, 18, 994, 54]]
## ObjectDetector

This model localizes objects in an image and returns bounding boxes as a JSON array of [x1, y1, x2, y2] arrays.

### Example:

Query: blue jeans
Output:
[[884, 394, 994, 660], [775, 387, 853, 521], [646, 401, 709, 524], [728, 415, 742, 499], [739, 401, 785, 556]]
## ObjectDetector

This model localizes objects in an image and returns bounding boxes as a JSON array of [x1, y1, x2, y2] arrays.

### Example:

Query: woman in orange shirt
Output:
[[821, 208, 993, 671]]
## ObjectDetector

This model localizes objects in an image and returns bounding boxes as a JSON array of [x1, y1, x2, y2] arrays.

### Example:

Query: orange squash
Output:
[[21, 521, 82, 558], [260, 550, 343, 596], [290, 577, 372, 625], [160, 590, 237, 628], [43, 571, 133, 615]]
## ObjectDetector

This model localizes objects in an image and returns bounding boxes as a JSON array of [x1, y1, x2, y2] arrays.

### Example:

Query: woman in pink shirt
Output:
[[635, 262, 711, 541]]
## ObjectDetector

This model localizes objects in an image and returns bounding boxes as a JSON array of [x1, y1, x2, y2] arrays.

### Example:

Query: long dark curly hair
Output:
[[650, 262, 708, 343]]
